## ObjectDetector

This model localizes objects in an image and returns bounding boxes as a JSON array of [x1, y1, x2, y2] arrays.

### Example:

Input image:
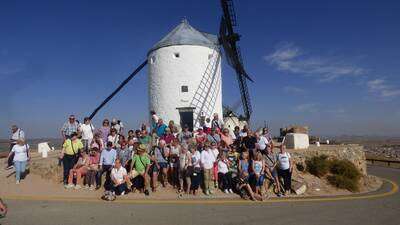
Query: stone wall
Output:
[[287, 144, 367, 175]]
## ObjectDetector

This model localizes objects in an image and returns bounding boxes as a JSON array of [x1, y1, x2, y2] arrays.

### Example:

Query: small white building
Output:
[[148, 19, 223, 130]]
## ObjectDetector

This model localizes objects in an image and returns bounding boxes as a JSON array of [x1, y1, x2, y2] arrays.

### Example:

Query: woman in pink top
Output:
[[66, 151, 90, 189], [85, 148, 100, 190]]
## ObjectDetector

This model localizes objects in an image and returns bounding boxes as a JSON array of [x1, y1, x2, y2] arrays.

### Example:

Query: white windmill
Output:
[[88, 0, 253, 131]]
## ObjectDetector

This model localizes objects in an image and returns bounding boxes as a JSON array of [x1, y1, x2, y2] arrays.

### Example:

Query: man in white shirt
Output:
[[79, 117, 94, 152], [111, 159, 128, 195], [201, 144, 216, 195]]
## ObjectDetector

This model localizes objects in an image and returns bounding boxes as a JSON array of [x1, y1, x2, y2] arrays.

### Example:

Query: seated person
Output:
[[85, 148, 100, 190], [111, 159, 129, 196], [66, 151, 89, 189]]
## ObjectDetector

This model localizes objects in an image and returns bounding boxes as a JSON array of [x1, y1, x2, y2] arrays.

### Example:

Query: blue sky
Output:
[[1, 0, 400, 138]]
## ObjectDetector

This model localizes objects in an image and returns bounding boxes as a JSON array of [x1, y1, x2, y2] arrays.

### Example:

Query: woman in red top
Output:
[[195, 128, 207, 144]]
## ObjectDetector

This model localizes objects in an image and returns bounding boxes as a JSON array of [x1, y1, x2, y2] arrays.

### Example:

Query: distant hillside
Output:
[[0, 138, 63, 152]]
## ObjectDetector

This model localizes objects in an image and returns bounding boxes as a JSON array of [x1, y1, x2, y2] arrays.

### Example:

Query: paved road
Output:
[[1, 165, 399, 225]]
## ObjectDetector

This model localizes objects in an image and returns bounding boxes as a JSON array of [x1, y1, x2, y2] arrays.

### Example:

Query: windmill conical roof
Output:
[[148, 19, 218, 55]]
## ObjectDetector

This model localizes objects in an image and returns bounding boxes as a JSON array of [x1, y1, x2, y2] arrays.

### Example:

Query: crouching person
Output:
[[66, 150, 89, 189], [111, 159, 129, 196], [130, 144, 151, 196]]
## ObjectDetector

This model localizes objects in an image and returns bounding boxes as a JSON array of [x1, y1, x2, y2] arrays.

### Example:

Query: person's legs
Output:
[[67, 169, 75, 185], [226, 172, 233, 190], [152, 172, 158, 192], [161, 166, 168, 187], [14, 161, 21, 182], [213, 164, 218, 188], [62, 156, 73, 184], [104, 165, 112, 190], [75, 168, 86, 186], [178, 169, 184, 191], [284, 169, 292, 192], [96, 168, 105, 188], [114, 183, 127, 195], [185, 172, 191, 193]]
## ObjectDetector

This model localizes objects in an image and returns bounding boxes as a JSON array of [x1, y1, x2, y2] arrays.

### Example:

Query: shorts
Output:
[[159, 162, 168, 169], [269, 168, 278, 179]]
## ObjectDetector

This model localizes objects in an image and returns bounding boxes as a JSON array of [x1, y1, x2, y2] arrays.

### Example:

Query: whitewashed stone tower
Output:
[[148, 19, 223, 130]]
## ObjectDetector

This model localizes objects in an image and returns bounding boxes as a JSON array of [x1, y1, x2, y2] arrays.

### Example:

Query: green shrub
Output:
[[306, 155, 329, 177], [327, 175, 360, 192], [329, 159, 361, 180]]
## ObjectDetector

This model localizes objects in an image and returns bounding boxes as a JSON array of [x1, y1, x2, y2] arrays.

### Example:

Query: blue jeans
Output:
[[14, 161, 27, 181]]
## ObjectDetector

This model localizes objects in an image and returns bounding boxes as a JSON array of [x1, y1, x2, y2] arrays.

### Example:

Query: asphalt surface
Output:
[[1, 165, 399, 225]]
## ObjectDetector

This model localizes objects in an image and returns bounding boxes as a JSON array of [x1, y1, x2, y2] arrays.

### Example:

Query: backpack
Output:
[[101, 191, 116, 201]]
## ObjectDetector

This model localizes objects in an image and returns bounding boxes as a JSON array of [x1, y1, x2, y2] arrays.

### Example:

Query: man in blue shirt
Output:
[[96, 141, 117, 190], [155, 119, 167, 138]]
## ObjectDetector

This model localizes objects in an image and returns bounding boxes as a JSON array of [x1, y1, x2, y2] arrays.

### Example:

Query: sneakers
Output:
[[224, 189, 229, 194], [65, 184, 74, 189], [229, 189, 233, 194], [89, 186, 95, 191], [121, 191, 125, 196], [144, 190, 150, 196], [16, 180, 20, 184], [83, 185, 89, 189], [74, 185, 81, 190]]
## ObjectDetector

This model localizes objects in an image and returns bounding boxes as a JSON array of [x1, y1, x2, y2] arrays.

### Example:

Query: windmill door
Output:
[[177, 107, 195, 131]]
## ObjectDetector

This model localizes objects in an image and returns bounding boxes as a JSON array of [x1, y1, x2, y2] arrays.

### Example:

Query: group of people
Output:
[[5, 112, 293, 201]]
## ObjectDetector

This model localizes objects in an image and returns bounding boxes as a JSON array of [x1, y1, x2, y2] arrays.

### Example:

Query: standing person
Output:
[[277, 145, 293, 195], [218, 153, 233, 193], [207, 128, 221, 145], [200, 142, 215, 195], [61, 115, 79, 140], [155, 119, 167, 138], [111, 159, 129, 196], [154, 140, 170, 187], [107, 128, 120, 148], [242, 131, 257, 159], [263, 146, 281, 196], [211, 113, 222, 132], [169, 139, 180, 188], [117, 142, 131, 169], [96, 142, 117, 190], [90, 132, 104, 151], [60, 132, 83, 186], [178, 144, 192, 194], [252, 152, 265, 196], [195, 128, 207, 144], [150, 110, 159, 130], [99, 119, 111, 144], [85, 148, 100, 190], [178, 124, 193, 144], [7, 139, 29, 184], [130, 144, 151, 196], [79, 117, 94, 152], [111, 118, 124, 135], [6, 125, 25, 170], [210, 142, 219, 189], [161, 128, 175, 145], [190, 145, 201, 195], [66, 151, 89, 189]]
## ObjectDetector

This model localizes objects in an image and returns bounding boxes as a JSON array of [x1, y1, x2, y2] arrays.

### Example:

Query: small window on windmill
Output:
[[181, 85, 188, 93], [174, 52, 180, 58], [150, 56, 156, 64], [208, 54, 213, 60]]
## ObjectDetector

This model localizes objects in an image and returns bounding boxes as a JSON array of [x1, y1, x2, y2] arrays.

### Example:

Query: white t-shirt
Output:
[[111, 167, 127, 184], [12, 144, 29, 162], [218, 160, 229, 174], [201, 149, 215, 170], [192, 151, 201, 168], [277, 152, 291, 170], [257, 136, 269, 150], [80, 124, 94, 140], [211, 148, 219, 161]]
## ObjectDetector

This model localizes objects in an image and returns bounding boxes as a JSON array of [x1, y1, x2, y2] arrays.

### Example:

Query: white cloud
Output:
[[283, 86, 306, 95], [367, 79, 400, 99], [264, 43, 366, 82], [294, 103, 319, 113]]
